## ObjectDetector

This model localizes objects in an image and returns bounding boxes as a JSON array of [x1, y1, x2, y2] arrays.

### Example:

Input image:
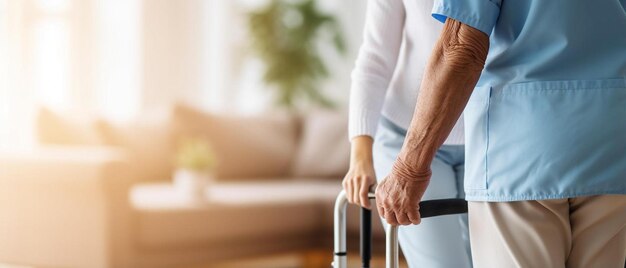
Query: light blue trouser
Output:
[[373, 118, 472, 268]]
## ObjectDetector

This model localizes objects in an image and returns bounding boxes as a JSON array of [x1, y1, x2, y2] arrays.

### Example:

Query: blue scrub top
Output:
[[432, 0, 626, 201]]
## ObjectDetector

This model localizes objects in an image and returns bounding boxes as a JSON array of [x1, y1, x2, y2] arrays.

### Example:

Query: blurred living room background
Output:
[[0, 0, 397, 267]]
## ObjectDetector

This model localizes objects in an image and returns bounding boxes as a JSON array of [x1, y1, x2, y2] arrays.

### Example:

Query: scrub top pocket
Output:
[[465, 78, 626, 201], [463, 86, 492, 191]]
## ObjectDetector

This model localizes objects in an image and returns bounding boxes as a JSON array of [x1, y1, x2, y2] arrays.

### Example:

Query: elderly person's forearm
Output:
[[375, 18, 490, 225], [393, 19, 489, 177]]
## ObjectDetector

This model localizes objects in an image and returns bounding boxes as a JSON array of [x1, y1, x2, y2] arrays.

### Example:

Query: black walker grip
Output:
[[367, 194, 468, 218], [419, 198, 468, 218]]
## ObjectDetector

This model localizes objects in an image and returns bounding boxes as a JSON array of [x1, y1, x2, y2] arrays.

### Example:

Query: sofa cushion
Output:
[[36, 107, 106, 146], [290, 109, 350, 179], [172, 104, 299, 180], [131, 180, 386, 251], [130, 181, 341, 248]]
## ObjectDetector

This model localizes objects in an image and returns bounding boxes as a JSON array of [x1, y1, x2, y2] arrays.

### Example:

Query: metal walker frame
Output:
[[332, 190, 468, 268]]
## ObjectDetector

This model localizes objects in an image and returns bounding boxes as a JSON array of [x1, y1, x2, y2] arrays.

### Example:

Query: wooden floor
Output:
[[203, 249, 408, 268], [0, 265, 33, 268], [0, 250, 408, 268]]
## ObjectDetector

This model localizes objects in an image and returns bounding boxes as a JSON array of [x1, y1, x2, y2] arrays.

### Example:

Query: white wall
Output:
[[319, 0, 367, 107], [142, 0, 212, 114], [94, 0, 143, 122]]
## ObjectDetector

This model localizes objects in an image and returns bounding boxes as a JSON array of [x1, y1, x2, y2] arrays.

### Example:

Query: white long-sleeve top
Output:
[[348, 0, 464, 145]]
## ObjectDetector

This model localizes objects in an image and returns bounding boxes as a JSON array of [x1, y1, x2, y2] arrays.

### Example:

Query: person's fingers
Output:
[[375, 184, 389, 219], [407, 208, 421, 225], [343, 178, 353, 203], [359, 179, 371, 209], [351, 179, 360, 205], [374, 183, 381, 200], [386, 211, 399, 226], [396, 212, 411, 225], [368, 182, 376, 195], [376, 196, 385, 219]]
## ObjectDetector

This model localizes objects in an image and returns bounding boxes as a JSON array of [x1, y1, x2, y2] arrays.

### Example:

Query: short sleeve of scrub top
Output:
[[431, 0, 501, 36]]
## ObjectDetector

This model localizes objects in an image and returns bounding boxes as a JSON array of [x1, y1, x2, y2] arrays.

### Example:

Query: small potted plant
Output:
[[173, 137, 217, 201]]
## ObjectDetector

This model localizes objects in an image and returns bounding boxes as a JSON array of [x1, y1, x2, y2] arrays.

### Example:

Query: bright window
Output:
[[32, 0, 72, 110], [0, 0, 144, 149], [0, 0, 12, 149], [0, 0, 6, 90], [33, 18, 70, 108]]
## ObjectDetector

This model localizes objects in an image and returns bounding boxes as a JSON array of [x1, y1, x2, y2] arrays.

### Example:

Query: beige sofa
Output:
[[0, 105, 385, 268]]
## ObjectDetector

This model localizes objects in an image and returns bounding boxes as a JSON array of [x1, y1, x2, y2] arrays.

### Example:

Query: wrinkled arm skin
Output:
[[375, 18, 490, 225], [393, 18, 490, 179]]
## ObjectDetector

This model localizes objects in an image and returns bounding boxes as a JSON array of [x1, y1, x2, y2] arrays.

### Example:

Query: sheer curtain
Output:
[[0, 0, 222, 149], [0, 0, 8, 149], [0, 0, 142, 149], [1, 0, 32, 149]]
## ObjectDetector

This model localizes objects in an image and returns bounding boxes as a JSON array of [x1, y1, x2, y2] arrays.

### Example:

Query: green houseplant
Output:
[[248, 0, 346, 110], [173, 138, 217, 201]]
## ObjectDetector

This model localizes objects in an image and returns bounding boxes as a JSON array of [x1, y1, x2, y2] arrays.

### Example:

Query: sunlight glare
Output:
[[34, 19, 70, 109], [36, 0, 70, 13]]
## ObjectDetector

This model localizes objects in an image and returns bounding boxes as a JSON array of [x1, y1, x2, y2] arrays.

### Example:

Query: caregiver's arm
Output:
[[375, 18, 490, 225], [345, 0, 405, 209]]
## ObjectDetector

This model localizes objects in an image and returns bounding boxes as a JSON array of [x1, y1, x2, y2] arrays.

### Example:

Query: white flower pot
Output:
[[173, 169, 214, 201]]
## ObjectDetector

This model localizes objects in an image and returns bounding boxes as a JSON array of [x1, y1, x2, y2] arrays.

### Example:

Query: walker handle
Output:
[[366, 192, 468, 218], [333, 190, 468, 268], [419, 198, 468, 218]]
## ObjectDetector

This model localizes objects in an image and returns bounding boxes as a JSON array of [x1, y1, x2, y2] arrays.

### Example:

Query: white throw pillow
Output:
[[290, 109, 350, 179]]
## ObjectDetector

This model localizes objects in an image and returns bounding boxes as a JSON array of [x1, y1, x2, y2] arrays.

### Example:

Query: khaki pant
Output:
[[469, 195, 626, 268]]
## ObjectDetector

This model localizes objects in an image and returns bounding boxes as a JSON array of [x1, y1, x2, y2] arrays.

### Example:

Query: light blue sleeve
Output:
[[431, 0, 501, 36]]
